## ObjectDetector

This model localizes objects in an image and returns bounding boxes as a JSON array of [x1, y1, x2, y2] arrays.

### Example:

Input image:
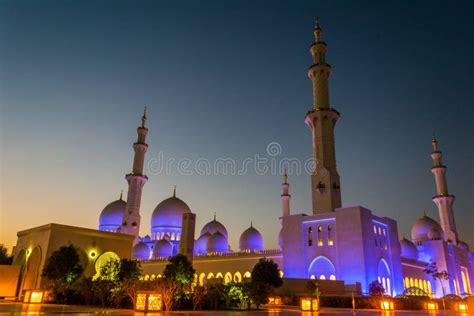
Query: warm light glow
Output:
[[23, 290, 45, 304], [147, 294, 162, 311], [135, 294, 146, 310], [300, 298, 318, 311], [458, 303, 468, 312], [300, 298, 312, 311], [426, 302, 438, 311], [88, 250, 97, 258], [380, 300, 394, 310], [30, 291, 44, 303]]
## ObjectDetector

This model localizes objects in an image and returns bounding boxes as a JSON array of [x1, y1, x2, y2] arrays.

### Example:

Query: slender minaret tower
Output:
[[431, 135, 458, 244], [281, 171, 291, 218], [122, 108, 149, 242], [304, 18, 342, 214]]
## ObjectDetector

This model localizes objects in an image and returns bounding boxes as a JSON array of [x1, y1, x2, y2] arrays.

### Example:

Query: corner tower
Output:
[[430, 136, 458, 244], [304, 19, 342, 214], [122, 108, 149, 241]]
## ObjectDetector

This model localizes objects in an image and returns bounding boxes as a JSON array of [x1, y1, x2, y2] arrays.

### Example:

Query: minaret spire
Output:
[[122, 109, 149, 242], [430, 136, 458, 244], [280, 170, 291, 218], [305, 19, 342, 213]]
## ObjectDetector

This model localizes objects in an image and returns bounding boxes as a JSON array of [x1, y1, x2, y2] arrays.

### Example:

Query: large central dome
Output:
[[151, 195, 191, 230]]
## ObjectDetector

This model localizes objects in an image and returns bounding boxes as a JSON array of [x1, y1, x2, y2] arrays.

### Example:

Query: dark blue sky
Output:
[[1, 0, 473, 250]]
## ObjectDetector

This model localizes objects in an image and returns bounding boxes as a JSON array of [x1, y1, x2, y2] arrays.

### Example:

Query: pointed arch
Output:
[[308, 256, 336, 280], [233, 272, 242, 283], [198, 273, 206, 286], [224, 272, 232, 284]]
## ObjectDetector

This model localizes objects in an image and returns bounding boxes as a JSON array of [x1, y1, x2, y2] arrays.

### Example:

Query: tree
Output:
[[206, 283, 225, 310], [226, 282, 251, 309], [306, 278, 321, 307], [192, 285, 206, 310], [163, 254, 195, 286], [156, 277, 180, 311], [249, 258, 283, 309], [0, 245, 12, 265], [118, 258, 142, 281], [369, 280, 385, 296], [424, 261, 449, 309], [42, 245, 84, 284], [41, 245, 84, 303]]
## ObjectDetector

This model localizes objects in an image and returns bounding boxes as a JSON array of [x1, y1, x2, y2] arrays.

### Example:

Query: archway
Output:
[[377, 258, 391, 295], [199, 273, 206, 286], [224, 272, 232, 284], [93, 251, 119, 280], [233, 272, 242, 283], [23, 247, 42, 290], [308, 256, 336, 280]]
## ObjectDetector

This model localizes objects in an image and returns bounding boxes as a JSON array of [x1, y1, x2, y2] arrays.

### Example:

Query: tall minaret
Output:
[[431, 136, 458, 244], [281, 171, 291, 218], [304, 18, 342, 214], [122, 108, 149, 242]]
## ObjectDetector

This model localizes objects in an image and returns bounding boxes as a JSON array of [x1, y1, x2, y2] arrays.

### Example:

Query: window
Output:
[[308, 227, 313, 247], [327, 225, 334, 246], [329, 275, 336, 280], [319, 275, 326, 280], [318, 226, 323, 246]]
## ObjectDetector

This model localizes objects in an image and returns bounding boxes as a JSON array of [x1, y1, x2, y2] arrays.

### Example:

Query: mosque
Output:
[[11, 22, 473, 299]]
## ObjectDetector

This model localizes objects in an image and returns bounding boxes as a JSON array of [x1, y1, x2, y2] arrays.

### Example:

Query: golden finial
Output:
[[141, 107, 147, 128], [213, 212, 216, 221], [250, 221, 253, 228], [173, 185, 176, 198], [120, 190, 123, 200], [283, 169, 288, 184], [314, 17, 322, 42], [423, 210, 427, 217], [431, 133, 438, 151]]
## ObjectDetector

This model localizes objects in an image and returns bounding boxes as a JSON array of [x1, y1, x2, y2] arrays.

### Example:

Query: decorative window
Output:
[[327, 225, 334, 246], [308, 227, 313, 247], [317, 226, 323, 246]]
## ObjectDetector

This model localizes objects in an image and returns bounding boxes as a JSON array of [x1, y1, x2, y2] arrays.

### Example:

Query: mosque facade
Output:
[[12, 22, 473, 298]]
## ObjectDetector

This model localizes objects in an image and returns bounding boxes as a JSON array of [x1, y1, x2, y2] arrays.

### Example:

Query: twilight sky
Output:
[[1, 0, 473, 252]]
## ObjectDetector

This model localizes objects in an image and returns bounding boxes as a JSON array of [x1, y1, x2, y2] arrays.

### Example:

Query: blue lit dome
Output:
[[99, 198, 126, 232], [132, 241, 150, 260], [206, 231, 228, 253], [411, 214, 443, 244], [200, 216, 228, 239], [239, 224, 264, 251], [399, 238, 418, 260], [152, 239, 173, 258], [151, 195, 191, 231], [195, 231, 211, 255]]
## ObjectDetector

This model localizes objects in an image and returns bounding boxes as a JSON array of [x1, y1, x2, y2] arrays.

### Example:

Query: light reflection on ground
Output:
[[0, 302, 467, 315]]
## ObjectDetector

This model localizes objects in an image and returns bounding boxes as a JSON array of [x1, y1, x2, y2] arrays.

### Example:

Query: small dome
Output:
[[143, 235, 152, 243], [459, 241, 469, 251], [200, 216, 228, 239], [400, 238, 418, 260], [278, 228, 283, 249], [206, 231, 228, 253], [411, 214, 443, 244], [99, 198, 126, 231], [152, 239, 173, 258], [239, 224, 264, 251], [194, 232, 211, 255], [151, 196, 191, 230], [132, 242, 150, 260]]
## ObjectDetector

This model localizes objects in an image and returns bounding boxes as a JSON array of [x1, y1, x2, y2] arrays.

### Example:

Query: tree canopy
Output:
[[163, 254, 195, 285], [42, 244, 83, 284], [0, 245, 12, 265]]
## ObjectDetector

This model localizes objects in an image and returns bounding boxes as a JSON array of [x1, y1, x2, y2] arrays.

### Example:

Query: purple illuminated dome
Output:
[[206, 231, 228, 253], [152, 239, 173, 258], [411, 214, 443, 244], [399, 237, 418, 260], [194, 231, 211, 255], [200, 216, 228, 239], [151, 196, 191, 231], [239, 224, 264, 251], [98, 197, 126, 232], [132, 241, 150, 260]]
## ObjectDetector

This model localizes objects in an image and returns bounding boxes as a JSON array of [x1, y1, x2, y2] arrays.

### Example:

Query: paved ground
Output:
[[0, 301, 467, 315]]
